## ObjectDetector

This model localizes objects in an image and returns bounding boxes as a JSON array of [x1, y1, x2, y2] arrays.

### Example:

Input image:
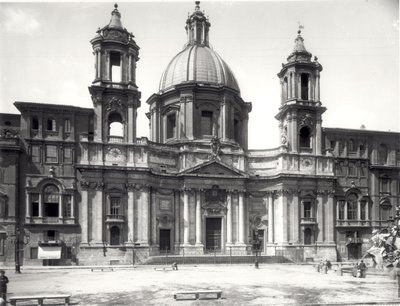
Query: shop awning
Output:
[[38, 246, 61, 259]]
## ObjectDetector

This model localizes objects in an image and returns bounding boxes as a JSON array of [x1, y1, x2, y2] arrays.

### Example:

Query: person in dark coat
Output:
[[0, 270, 9, 300]]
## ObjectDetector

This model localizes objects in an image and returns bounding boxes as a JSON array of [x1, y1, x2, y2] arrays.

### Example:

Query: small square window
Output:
[[30, 247, 38, 259]]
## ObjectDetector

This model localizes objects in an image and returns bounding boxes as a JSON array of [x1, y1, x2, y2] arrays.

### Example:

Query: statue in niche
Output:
[[210, 136, 221, 160]]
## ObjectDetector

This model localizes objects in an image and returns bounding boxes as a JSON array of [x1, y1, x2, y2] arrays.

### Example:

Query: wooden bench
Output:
[[154, 266, 174, 271], [91, 267, 114, 272], [9, 294, 71, 306], [173, 290, 222, 300]]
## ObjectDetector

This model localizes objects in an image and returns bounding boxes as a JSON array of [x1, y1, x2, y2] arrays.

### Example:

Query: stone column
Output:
[[317, 194, 324, 242], [58, 194, 63, 219], [26, 193, 30, 218], [38, 193, 43, 218], [141, 186, 150, 246], [174, 190, 180, 251], [128, 54, 132, 82], [291, 112, 298, 153], [195, 190, 202, 245], [151, 190, 157, 247], [357, 200, 361, 221], [292, 193, 299, 243], [366, 201, 369, 220], [70, 194, 75, 219], [267, 194, 274, 243], [226, 191, 233, 245], [80, 182, 89, 244], [344, 201, 348, 220], [126, 185, 135, 244], [183, 189, 190, 245], [315, 73, 320, 101], [326, 193, 335, 243], [94, 182, 104, 244], [238, 191, 245, 244]]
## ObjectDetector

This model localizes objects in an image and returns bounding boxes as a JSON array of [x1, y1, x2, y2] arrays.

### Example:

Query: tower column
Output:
[[316, 119, 322, 155], [94, 182, 104, 244], [140, 186, 150, 246], [174, 190, 180, 251], [38, 193, 43, 218], [317, 194, 324, 242]]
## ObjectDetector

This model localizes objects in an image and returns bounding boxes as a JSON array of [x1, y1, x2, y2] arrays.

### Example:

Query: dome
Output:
[[159, 45, 240, 93]]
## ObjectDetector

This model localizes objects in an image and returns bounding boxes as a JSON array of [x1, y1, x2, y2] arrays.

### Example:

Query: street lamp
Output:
[[13, 225, 30, 273]]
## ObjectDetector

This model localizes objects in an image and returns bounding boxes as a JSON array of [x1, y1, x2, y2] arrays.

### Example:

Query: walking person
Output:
[[0, 270, 9, 302]]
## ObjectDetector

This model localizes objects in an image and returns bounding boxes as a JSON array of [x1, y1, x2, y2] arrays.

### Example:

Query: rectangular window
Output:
[[381, 178, 391, 193], [166, 114, 176, 139], [360, 201, 367, 220], [337, 162, 346, 177], [348, 162, 357, 177], [347, 201, 358, 220], [45, 145, 58, 163], [30, 247, 38, 259], [303, 201, 311, 218], [64, 246, 72, 260], [338, 200, 345, 220], [45, 230, 58, 242], [63, 195, 72, 218], [360, 162, 367, 177], [63, 147, 73, 164], [47, 118, 56, 131], [110, 197, 120, 215], [64, 119, 71, 133], [31, 146, 40, 163], [201, 111, 213, 136], [0, 197, 7, 218], [110, 52, 121, 82], [31, 194, 39, 217], [0, 238, 4, 256]]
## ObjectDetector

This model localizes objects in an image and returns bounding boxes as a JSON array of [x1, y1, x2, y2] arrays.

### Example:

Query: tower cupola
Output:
[[88, 4, 141, 144], [275, 28, 326, 155]]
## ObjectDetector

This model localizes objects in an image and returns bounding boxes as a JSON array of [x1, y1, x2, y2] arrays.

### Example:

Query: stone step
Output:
[[143, 255, 291, 265]]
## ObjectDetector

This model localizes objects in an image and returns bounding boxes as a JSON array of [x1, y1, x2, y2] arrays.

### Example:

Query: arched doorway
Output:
[[304, 228, 312, 245]]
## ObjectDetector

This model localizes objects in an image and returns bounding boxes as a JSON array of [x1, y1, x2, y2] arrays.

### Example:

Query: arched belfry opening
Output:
[[299, 126, 311, 148], [108, 112, 124, 142], [301, 73, 309, 100]]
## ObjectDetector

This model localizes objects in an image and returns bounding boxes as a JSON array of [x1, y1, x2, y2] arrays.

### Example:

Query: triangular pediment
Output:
[[182, 160, 246, 177]]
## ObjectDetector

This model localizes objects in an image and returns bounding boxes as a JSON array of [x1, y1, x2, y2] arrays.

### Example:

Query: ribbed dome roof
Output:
[[159, 45, 240, 93]]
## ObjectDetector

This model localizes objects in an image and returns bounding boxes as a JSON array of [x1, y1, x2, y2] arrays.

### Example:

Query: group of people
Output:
[[317, 259, 332, 273], [352, 260, 367, 278]]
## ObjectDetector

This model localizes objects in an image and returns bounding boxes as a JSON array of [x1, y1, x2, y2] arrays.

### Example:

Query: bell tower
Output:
[[89, 4, 141, 143], [275, 28, 325, 155]]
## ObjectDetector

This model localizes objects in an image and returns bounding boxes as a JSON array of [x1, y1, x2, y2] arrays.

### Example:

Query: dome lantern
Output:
[[185, 1, 211, 46]]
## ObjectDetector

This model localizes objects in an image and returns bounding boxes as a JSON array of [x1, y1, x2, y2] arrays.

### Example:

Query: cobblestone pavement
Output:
[[5, 264, 400, 305]]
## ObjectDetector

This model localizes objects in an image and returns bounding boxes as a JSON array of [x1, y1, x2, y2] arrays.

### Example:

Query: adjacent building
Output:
[[0, 2, 399, 266]]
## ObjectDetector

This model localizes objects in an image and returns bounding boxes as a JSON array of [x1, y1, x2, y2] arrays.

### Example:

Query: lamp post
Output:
[[13, 225, 29, 273]]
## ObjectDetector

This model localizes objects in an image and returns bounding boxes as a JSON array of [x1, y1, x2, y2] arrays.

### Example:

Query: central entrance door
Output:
[[206, 218, 221, 252], [159, 229, 171, 252]]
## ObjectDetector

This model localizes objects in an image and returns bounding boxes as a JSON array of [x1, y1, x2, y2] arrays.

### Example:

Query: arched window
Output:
[[43, 184, 59, 217], [299, 126, 311, 148], [346, 193, 358, 220], [301, 73, 309, 100], [378, 143, 388, 165], [108, 112, 124, 142], [304, 228, 312, 245], [110, 226, 120, 246]]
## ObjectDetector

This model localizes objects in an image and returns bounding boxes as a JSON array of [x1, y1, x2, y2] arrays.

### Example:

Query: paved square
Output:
[[7, 264, 400, 305]]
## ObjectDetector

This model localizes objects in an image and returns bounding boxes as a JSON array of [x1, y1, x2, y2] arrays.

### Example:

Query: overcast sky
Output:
[[0, 0, 398, 149]]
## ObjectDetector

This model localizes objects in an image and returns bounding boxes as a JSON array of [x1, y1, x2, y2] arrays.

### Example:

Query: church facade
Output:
[[0, 3, 399, 266]]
